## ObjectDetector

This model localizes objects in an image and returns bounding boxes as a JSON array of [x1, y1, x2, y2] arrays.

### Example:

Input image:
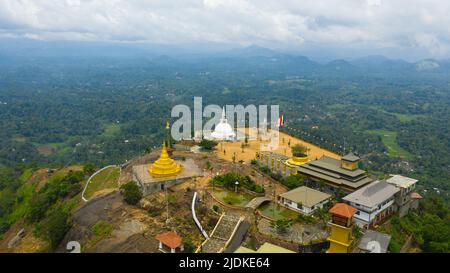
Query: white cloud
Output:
[[0, 0, 449, 58]]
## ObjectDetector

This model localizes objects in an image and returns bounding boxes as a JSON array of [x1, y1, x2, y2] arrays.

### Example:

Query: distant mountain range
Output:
[[1, 40, 449, 76]]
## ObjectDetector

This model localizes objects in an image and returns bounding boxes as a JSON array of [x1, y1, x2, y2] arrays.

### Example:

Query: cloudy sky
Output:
[[1, 0, 449, 59]]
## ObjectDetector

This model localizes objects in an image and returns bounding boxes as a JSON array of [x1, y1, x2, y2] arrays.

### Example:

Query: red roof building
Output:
[[329, 202, 357, 219], [155, 231, 183, 253]]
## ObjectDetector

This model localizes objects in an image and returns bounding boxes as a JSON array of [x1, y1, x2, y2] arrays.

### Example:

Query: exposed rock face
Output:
[[57, 192, 156, 253]]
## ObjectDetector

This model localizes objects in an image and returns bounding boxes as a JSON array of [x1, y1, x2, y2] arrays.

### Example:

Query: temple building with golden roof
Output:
[[132, 140, 202, 196]]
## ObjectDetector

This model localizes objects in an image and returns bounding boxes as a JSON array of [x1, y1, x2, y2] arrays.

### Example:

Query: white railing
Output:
[[81, 165, 120, 202], [192, 192, 209, 239]]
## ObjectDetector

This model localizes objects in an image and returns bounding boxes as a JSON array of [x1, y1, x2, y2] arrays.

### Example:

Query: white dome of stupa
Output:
[[210, 107, 236, 140]]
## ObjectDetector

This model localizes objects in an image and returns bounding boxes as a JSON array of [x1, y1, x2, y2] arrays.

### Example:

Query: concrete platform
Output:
[[132, 158, 203, 196]]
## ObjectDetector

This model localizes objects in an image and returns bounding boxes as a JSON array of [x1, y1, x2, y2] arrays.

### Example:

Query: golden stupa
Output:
[[148, 142, 182, 177]]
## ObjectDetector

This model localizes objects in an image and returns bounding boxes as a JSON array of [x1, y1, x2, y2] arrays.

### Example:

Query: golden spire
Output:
[[148, 141, 182, 177]]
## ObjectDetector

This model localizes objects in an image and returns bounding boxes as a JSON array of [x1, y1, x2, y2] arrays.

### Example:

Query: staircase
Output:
[[198, 213, 242, 253]]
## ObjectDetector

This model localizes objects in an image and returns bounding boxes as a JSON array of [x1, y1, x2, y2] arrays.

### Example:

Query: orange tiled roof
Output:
[[155, 231, 182, 249], [329, 203, 357, 218], [410, 192, 423, 199]]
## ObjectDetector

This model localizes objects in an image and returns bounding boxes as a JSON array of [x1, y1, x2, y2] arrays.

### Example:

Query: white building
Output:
[[343, 180, 399, 228], [278, 186, 331, 215], [386, 174, 421, 217]]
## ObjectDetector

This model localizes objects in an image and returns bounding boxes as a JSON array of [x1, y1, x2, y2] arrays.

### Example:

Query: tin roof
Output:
[[343, 180, 399, 208], [279, 186, 331, 207]]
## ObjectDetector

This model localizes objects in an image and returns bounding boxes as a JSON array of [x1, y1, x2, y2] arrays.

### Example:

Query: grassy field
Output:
[[8, 183, 36, 222], [212, 188, 253, 206], [102, 123, 121, 138], [35, 140, 73, 157], [18, 168, 33, 183], [84, 167, 120, 199], [393, 113, 424, 122], [366, 129, 413, 159], [258, 202, 299, 221], [369, 106, 426, 122]]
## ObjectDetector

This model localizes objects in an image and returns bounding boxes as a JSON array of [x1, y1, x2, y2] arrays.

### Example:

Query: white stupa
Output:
[[210, 107, 236, 141]]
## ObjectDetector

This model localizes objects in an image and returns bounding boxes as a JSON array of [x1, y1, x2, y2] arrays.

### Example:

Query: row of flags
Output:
[[277, 115, 285, 127]]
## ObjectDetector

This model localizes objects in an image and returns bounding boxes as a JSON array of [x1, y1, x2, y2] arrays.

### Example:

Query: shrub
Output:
[[68, 171, 85, 183], [270, 219, 292, 234], [182, 236, 196, 253], [252, 184, 265, 193], [83, 163, 97, 176], [297, 213, 315, 224], [212, 205, 219, 213], [388, 240, 401, 253], [198, 139, 218, 150], [148, 206, 162, 217], [120, 182, 143, 205], [259, 166, 271, 174], [91, 220, 113, 237]]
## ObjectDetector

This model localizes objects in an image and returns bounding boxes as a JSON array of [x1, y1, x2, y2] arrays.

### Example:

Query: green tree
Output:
[[36, 207, 71, 249], [198, 139, 218, 151], [281, 174, 304, 189], [291, 144, 307, 157], [120, 182, 143, 205], [83, 163, 97, 176], [27, 194, 51, 223]]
